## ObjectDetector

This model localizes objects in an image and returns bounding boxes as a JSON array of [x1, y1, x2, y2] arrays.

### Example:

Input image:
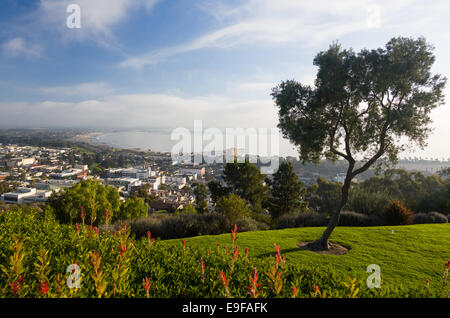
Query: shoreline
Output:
[[70, 132, 164, 154]]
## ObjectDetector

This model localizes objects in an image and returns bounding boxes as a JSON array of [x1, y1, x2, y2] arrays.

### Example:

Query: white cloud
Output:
[[0, 94, 276, 130], [2, 37, 43, 58], [120, 0, 404, 69], [38, 0, 160, 47]]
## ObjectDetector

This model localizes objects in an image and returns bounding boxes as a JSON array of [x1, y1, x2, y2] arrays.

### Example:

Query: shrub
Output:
[[413, 212, 448, 224], [427, 212, 448, 223], [345, 188, 392, 215], [109, 212, 270, 240], [236, 217, 270, 232], [116, 197, 148, 221], [412, 212, 429, 224], [123, 213, 227, 240], [338, 211, 379, 227], [381, 201, 413, 226], [275, 212, 328, 229], [215, 194, 252, 225]]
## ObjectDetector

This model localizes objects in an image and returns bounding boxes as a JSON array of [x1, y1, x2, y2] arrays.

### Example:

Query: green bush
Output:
[[413, 212, 448, 224], [338, 211, 381, 227], [381, 201, 413, 226], [215, 194, 252, 225], [236, 217, 270, 232], [275, 212, 328, 229], [112, 212, 240, 240], [345, 188, 392, 215]]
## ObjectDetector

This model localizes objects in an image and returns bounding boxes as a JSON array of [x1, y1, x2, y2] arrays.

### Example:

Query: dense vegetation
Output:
[[37, 164, 449, 242], [0, 208, 448, 298]]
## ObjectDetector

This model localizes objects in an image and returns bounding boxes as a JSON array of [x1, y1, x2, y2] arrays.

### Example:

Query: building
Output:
[[148, 176, 163, 190], [106, 177, 141, 192], [181, 167, 205, 177], [6, 157, 36, 168], [0, 172, 9, 181], [164, 175, 186, 188], [105, 167, 151, 180], [22, 190, 55, 203], [74, 164, 89, 171], [122, 168, 151, 180], [50, 168, 83, 179], [149, 200, 183, 212], [1, 188, 37, 204]]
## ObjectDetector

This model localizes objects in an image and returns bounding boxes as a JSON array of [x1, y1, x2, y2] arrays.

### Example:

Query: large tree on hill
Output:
[[272, 37, 446, 250]]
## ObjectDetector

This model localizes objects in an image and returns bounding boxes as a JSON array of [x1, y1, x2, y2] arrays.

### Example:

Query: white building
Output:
[[122, 168, 151, 180], [1, 188, 37, 204], [148, 176, 163, 190], [6, 157, 36, 168], [74, 164, 89, 171]]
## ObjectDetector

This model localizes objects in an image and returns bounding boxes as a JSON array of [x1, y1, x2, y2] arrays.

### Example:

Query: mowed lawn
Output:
[[161, 224, 450, 289]]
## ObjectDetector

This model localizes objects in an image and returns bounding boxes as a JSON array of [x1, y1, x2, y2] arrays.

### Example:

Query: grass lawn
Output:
[[161, 224, 450, 289]]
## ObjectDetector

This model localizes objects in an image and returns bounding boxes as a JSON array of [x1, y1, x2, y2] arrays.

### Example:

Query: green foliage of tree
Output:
[[116, 197, 148, 221], [344, 188, 392, 216], [192, 182, 208, 213], [179, 204, 198, 215], [272, 37, 446, 249], [267, 162, 308, 219], [215, 194, 251, 225], [48, 180, 121, 225], [207, 180, 231, 204], [358, 169, 450, 214], [223, 158, 268, 213], [305, 177, 342, 215], [0, 182, 12, 195]]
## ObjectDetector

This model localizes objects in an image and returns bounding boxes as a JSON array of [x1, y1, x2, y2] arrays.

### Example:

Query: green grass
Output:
[[162, 224, 450, 289]]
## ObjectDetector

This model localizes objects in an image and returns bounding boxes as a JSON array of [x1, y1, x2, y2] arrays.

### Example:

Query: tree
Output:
[[267, 161, 308, 219], [49, 180, 121, 225], [215, 194, 251, 225], [192, 182, 208, 213], [207, 180, 231, 204], [272, 37, 446, 250], [223, 158, 268, 213], [116, 197, 148, 221], [179, 204, 198, 215], [305, 177, 342, 214]]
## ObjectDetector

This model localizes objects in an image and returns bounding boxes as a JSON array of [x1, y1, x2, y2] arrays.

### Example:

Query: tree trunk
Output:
[[309, 162, 354, 250]]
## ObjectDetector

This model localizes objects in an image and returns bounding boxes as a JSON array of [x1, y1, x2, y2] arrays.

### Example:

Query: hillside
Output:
[[162, 224, 450, 289]]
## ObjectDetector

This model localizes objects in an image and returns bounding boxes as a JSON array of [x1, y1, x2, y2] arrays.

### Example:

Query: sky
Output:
[[0, 0, 449, 159]]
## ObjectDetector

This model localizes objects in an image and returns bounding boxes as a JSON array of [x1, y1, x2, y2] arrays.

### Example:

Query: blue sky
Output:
[[0, 0, 449, 159]]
